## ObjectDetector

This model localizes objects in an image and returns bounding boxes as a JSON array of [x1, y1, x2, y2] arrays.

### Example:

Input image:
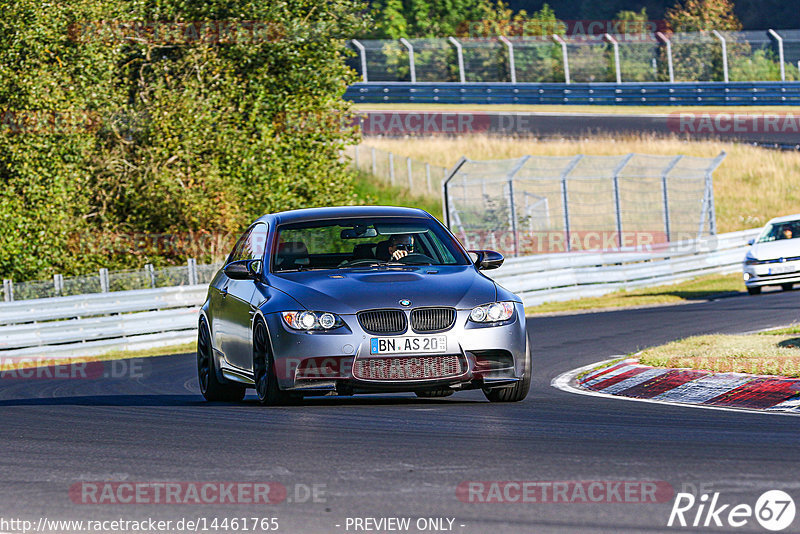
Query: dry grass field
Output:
[[362, 135, 800, 233]]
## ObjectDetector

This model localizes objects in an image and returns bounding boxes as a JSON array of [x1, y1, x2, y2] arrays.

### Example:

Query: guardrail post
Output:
[[3, 279, 12, 302], [53, 274, 64, 297], [406, 157, 413, 188], [660, 155, 684, 242], [611, 154, 634, 248], [99, 268, 109, 293], [388, 152, 395, 185], [448, 37, 466, 83], [604, 33, 622, 83], [371, 147, 377, 176], [350, 39, 369, 83], [768, 29, 785, 82], [553, 35, 570, 84], [712, 30, 729, 83], [559, 155, 583, 252], [145, 264, 156, 288], [399, 38, 416, 83], [425, 163, 432, 193], [187, 258, 198, 285], [656, 32, 674, 83], [499, 36, 516, 83]]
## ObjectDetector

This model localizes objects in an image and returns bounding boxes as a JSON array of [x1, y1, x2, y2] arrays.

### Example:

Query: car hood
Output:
[[749, 239, 800, 260], [267, 265, 498, 314]]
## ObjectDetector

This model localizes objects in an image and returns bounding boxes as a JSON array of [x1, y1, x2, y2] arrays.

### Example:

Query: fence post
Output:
[[442, 157, 469, 230], [425, 163, 432, 193], [611, 154, 634, 248], [371, 147, 377, 176], [499, 36, 516, 83], [559, 155, 584, 252], [656, 32, 674, 83], [768, 29, 785, 82], [145, 264, 156, 288], [399, 38, 416, 83], [99, 268, 109, 293], [354, 144, 360, 170], [448, 37, 466, 83], [553, 35, 570, 84], [188, 258, 198, 285], [406, 157, 413, 188], [660, 155, 684, 243], [3, 279, 12, 302], [604, 33, 622, 83], [711, 30, 729, 83], [53, 274, 64, 297], [389, 152, 395, 185], [505, 156, 531, 257], [350, 39, 368, 83], [705, 151, 726, 236]]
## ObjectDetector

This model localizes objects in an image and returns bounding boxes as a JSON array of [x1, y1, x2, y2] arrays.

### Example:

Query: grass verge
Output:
[[352, 169, 443, 221], [0, 342, 195, 372], [361, 134, 800, 233], [637, 329, 800, 378], [524, 273, 743, 315]]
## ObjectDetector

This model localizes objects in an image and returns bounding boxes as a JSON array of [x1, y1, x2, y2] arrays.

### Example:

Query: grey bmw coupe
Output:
[[197, 206, 530, 405]]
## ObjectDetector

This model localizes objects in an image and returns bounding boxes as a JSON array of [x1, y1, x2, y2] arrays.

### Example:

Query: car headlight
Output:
[[281, 311, 343, 331], [469, 302, 515, 323]]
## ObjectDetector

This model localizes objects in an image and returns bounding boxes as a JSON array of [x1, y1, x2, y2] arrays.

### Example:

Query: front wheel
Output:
[[197, 319, 246, 402], [781, 283, 794, 291], [484, 334, 531, 403], [253, 319, 295, 406], [747, 286, 762, 295]]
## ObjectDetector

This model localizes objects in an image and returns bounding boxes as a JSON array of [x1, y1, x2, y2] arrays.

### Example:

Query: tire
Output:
[[781, 283, 794, 291], [415, 388, 454, 398], [253, 318, 295, 406], [484, 334, 531, 403], [747, 286, 762, 295], [197, 318, 246, 402]]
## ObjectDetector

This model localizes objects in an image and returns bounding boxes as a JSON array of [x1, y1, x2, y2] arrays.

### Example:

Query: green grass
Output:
[[638, 333, 800, 377], [525, 273, 743, 315], [352, 170, 443, 221]]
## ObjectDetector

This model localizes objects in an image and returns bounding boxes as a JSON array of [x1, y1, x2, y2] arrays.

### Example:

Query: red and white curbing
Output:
[[553, 358, 800, 415]]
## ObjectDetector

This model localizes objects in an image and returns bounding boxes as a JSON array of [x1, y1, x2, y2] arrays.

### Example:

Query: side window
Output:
[[227, 224, 268, 264]]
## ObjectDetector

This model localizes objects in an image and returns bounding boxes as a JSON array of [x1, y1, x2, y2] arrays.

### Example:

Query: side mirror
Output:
[[224, 260, 261, 280], [747, 239, 755, 246], [469, 250, 504, 270]]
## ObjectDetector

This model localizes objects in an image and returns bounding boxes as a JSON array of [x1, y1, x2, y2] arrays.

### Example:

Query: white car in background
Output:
[[743, 214, 800, 295]]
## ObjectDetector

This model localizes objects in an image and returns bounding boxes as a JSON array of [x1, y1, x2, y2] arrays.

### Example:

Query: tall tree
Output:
[[665, 0, 742, 32]]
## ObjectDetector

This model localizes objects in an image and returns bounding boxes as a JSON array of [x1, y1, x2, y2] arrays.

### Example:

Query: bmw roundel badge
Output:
[[399, 299, 411, 307]]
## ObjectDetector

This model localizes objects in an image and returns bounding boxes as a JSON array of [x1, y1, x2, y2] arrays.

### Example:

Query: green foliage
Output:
[[0, 0, 368, 280]]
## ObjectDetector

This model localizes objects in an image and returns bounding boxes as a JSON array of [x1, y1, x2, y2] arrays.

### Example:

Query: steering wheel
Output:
[[397, 253, 435, 265]]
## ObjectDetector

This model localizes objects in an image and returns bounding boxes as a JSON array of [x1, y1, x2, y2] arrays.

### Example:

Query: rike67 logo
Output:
[[668, 490, 796, 531]]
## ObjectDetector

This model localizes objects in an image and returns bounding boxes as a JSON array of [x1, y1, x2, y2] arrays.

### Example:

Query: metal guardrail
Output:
[[0, 229, 758, 360], [488, 229, 759, 306], [345, 82, 800, 106]]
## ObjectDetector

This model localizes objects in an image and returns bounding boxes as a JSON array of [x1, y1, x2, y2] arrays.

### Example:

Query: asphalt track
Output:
[[1, 289, 800, 533]]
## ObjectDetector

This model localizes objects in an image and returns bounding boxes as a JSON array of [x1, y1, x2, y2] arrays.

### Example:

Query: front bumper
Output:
[[743, 260, 800, 288], [264, 304, 528, 393]]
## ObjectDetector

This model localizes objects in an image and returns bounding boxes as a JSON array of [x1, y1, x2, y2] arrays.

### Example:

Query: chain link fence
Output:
[[443, 152, 725, 256], [2, 260, 223, 302], [345, 144, 450, 195], [349, 30, 800, 83]]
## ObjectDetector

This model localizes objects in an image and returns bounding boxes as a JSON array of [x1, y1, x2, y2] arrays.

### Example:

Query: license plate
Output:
[[769, 264, 799, 275], [370, 336, 447, 355]]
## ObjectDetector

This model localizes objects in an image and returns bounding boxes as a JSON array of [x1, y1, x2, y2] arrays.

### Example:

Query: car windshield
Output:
[[757, 220, 800, 243], [272, 217, 470, 272]]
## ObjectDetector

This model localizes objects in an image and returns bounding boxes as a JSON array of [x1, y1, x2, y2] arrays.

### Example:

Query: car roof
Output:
[[254, 205, 433, 226], [765, 213, 800, 225]]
